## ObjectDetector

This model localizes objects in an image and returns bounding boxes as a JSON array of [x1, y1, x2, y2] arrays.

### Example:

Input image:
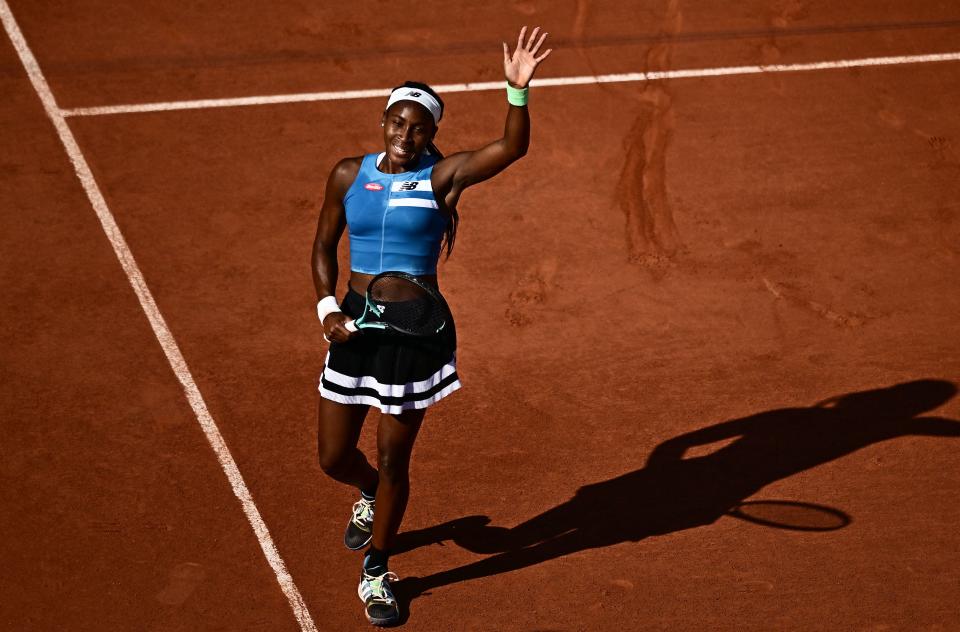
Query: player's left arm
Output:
[[433, 27, 552, 201]]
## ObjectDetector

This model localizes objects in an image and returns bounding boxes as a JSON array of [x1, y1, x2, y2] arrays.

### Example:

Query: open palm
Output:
[[503, 26, 552, 88]]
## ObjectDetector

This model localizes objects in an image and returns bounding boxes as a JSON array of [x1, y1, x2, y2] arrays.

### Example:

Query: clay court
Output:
[[2, 1, 959, 630]]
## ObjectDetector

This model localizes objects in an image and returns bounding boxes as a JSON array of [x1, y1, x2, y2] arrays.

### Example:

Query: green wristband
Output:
[[506, 83, 529, 106]]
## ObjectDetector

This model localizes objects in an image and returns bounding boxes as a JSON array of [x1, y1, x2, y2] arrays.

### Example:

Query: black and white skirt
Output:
[[318, 287, 462, 414]]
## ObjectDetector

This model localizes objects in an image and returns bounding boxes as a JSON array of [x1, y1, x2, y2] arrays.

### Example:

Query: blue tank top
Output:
[[344, 152, 447, 276]]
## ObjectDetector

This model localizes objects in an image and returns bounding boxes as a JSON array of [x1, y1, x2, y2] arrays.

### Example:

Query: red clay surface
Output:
[[2, 1, 959, 630]]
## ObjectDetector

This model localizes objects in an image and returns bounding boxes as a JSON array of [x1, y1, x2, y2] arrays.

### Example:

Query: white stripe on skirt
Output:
[[318, 351, 461, 414], [320, 379, 461, 415]]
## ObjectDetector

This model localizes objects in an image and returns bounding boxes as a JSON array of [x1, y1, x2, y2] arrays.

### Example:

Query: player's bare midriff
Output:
[[349, 271, 439, 295]]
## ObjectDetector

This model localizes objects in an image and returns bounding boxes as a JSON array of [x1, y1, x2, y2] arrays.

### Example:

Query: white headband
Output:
[[385, 87, 442, 125]]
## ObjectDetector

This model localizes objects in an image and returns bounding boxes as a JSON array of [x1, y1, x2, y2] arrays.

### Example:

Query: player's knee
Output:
[[318, 447, 351, 478], [377, 453, 409, 485]]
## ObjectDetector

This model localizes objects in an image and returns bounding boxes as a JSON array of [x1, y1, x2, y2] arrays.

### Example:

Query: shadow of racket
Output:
[[726, 500, 851, 531]]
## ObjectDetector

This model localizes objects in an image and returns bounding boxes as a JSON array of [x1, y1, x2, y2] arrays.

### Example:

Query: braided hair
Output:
[[390, 80, 458, 259]]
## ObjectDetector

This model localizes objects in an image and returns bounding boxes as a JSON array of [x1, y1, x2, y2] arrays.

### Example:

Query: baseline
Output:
[[60, 50, 960, 118]]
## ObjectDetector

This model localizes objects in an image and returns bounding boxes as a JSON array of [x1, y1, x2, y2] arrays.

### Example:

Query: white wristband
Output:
[[316, 295, 341, 323]]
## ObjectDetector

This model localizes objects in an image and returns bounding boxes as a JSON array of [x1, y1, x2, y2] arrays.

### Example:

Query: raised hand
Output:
[[503, 26, 552, 89]]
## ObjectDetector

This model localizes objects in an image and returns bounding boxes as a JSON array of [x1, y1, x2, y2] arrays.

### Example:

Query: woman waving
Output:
[[311, 26, 552, 626]]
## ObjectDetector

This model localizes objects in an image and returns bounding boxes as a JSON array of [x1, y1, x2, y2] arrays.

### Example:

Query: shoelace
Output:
[[352, 499, 374, 525], [366, 571, 399, 605]]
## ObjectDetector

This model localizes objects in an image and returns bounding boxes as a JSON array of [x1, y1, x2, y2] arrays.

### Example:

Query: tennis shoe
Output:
[[344, 497, 375, 550], [358, 570, 400, 626]]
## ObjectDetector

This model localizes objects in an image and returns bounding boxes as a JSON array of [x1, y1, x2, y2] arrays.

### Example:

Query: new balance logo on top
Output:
[[390, 180, 431, 193]]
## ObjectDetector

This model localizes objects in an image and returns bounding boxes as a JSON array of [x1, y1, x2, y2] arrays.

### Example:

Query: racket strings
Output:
[[368, 276, 447, 336]]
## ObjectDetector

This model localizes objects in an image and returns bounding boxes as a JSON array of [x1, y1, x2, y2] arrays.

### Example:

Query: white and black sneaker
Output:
[[358, 570, 400, 626], [344, 497, 375, 550]]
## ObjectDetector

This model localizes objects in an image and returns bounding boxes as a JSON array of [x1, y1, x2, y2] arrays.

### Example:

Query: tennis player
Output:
[[311, 27, 552, 626]]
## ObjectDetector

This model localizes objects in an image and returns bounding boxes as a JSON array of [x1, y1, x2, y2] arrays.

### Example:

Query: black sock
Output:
[[363, 546, 389, 576], [360, 487, 377, 502]]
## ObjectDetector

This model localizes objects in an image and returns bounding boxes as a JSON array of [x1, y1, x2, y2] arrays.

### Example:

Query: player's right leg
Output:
[[317, 398, 379, 549]]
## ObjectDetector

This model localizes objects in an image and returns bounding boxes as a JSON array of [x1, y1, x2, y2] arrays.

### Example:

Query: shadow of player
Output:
[[394, 379, 959, 605]]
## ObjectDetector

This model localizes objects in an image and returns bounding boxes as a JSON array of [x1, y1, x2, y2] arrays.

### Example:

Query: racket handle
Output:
[[344, 319, 358, 333]]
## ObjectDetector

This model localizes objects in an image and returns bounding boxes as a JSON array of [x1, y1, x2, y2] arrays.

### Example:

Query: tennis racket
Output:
[[344, 272, 449, 337]]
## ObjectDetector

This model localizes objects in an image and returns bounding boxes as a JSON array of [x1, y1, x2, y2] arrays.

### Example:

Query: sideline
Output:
[[0, 3, 319, 631]]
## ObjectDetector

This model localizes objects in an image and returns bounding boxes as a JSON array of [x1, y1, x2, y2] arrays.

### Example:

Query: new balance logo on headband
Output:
[[385, 88, 442, 125]]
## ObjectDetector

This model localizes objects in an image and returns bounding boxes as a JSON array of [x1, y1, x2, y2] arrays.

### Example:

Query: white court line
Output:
[[0, 3, 318, 631], [61, 50, 960, 117]]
